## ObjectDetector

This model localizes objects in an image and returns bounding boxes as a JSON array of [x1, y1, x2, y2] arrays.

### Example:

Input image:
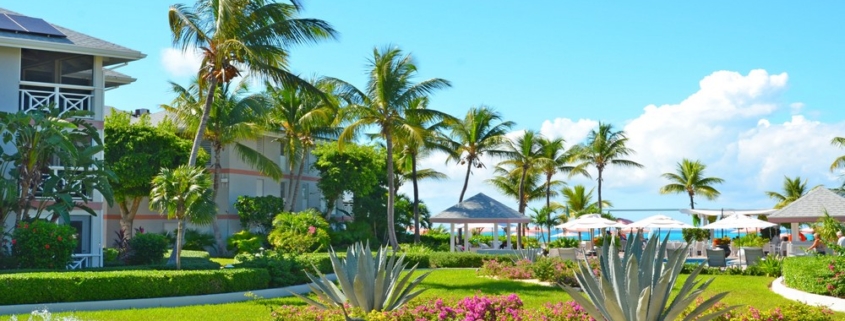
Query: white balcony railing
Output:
[[34, 166, 91, 200], [19, 81, 93, 117]]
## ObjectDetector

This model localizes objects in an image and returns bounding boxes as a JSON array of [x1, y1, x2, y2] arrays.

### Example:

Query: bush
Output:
[[234, 195, 284, 233], [126, 233, 169, 265], [268, 209, 330, 254], [295, 251, 505, 273], [235, 250, 307, 287], [103, 248, 119, 264], [227, 230, 265, 255], [0, 268, 269, 304], [681, 228, 709, 243], [783, 255, 845, 296], [183, 229, 215, 251], [548, 237, 579, 248], [12, 220, 77, 270], [329, 221, 377, 248]]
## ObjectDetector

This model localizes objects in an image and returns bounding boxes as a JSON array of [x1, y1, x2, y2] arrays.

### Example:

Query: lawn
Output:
[[1, 269, 831, 320]]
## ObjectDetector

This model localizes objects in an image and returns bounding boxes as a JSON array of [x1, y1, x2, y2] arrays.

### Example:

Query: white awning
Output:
[[679, 209, 776, 217]]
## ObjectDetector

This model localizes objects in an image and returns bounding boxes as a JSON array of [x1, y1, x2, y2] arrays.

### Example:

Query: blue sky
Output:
[[6, 1, 845, 223]]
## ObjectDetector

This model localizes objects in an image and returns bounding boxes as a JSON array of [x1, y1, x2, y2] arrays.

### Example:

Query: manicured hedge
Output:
[[0, 268, 269, 305], [783, 255, 845, 295], [296, 251, 511, 272]]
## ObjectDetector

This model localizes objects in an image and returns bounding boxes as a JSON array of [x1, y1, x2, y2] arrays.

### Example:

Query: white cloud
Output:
[[408, 69, 845, 220], [160, 48, 203, 78]]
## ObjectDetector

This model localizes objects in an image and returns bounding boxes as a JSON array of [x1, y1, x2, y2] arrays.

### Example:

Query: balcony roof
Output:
[[0, 8, 145, 65]]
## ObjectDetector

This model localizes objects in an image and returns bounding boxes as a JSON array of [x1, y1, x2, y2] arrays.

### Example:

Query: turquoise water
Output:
[[478, 229, 783, 242]]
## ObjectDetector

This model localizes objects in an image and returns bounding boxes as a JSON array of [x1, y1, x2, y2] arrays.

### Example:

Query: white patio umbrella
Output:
[[556, 214, 618, 230], [700, 214, 776, 230], [623, 214, 694, 229]]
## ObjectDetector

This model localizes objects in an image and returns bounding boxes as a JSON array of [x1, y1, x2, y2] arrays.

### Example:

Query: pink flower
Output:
[[308, 226, 316, 235], [44, 244, 50, 249]]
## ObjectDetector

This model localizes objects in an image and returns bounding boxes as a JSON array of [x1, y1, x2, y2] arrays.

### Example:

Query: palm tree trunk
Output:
[[597, 169, 603, 213], [176, 218, 183, 270], [459, 160, 472, 203], [689, 192, 700, 226], [209, 143, 227, 256], [545, 176, 551, 243], [412, 153, 421, 244], [385, 131, 399, 250], [187, 78, 217, 167], [284, 153, 296, 211], [517, 166, 528, 249], [289, 148, 308, 212]]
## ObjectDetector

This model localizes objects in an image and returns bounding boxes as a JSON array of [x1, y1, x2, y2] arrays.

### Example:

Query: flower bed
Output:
[[477, 257, 598, 287], [270, 293, 836, 321], [783, 255, 845, 297]]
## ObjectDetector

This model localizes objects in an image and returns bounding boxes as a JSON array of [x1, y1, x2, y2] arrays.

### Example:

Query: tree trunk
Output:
[[385, 131, 399, 250], [187, 78, 218, 167], [545, 175, 552, 243], [690, 192, 700, 226], [412, 153, 421, 244], [458, 160, 472, 203], [597, 168, 603, 213], [289, 148, 308, 212], [206, 143, 228, 257], [517, 165, 528, 249], [176, 218, 184, 270], [118, 196, 142, 238]]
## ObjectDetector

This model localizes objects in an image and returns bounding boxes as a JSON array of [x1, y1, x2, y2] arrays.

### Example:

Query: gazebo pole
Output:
[[790, 222, 799, 256], [464, 223, 470, 251], [493, 223, 499, 249], [450, 223, 455, 252]]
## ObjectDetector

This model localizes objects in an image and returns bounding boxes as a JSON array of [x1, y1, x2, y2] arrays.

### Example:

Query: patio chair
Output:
[[558, 248, 578, 261], [744, 248, 764, 266], [706, 249, 727, 268]]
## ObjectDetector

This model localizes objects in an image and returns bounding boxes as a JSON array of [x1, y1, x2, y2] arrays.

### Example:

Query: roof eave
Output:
[[0, 36, 146, 62]]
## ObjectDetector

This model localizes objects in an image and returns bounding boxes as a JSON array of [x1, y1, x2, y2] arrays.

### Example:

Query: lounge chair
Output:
[[744, 248, 764, 266], [706, 249, 727, 268]]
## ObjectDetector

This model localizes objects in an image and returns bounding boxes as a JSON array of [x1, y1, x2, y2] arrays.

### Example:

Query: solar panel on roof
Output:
[[7, 14, 65, 38], [0, 14, 27, 33]]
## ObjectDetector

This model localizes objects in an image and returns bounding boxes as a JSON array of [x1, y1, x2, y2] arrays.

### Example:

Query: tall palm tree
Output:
[[498, 130, 547, 215], [560, 184, 612, 218], [487, 165, 545, 210], [265, 78, 342, 212], [536, 137, 589, 209], [445, 106, 515, 203], [149, 165, 216, 270], [572, 122, 643, 213], [163, 80, 282, 255], [832, 136, 845, 172], [168, 0, 336, 167], [659, 158, 725, 226], [332, 47, 451, 250], [765, 176, 809, 209]]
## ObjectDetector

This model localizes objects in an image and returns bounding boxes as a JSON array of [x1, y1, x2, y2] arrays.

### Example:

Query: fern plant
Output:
[[292, 242, 431, 320], [560, 231, 738, 321]]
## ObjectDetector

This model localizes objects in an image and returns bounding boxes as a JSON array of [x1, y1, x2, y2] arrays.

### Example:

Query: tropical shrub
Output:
[[103, 248, 119, 264], [235, 250, 308, 287], [292, 242, 430, 316], [227, 230, 265, 255], [592, 235, 619, 247], [126, 232, 169, 265], [0, 268, 269, 304], [756, 254, 784, 277], [681, 228, 709, 243], [733, 234, 768, 248], [561, 232, 736, 321], [478, 259, 534, 280], [234, 195, 284, 233], [268, 209, 330, 254], [183, 229, 216, 251], [329, 220, 377, 248], [12, 220, 77, 270], [782, 256, 845, 296], [548, 237, 580, 248]]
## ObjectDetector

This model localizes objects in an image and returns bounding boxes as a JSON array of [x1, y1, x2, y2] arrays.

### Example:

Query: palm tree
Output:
[[265, 78, 342, 212], [832, 136, 845, 172], [487, 165, 545, 211], [560, 184, 612, 217], [529, 205, 563, 243], [498, 130, 547, 215], [332, 47, 451, 250], [445, 106, 515, 203], [572, 122, 643, 213], [536, 137, 589, 209], [149, 165, 216, 269], [168, 0, 337, 167], [163, 80, 282, 255], [766, 176, 809, 209], [659, 158, 725, 226]]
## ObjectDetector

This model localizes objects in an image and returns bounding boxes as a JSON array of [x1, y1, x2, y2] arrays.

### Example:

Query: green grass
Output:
[[1, 269, 835, 320]]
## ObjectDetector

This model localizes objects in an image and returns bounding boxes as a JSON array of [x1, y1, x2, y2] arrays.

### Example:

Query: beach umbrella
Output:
[[556, 214, 618, 229], [622, 214, 694, 230], [701, 214, 776, 230]]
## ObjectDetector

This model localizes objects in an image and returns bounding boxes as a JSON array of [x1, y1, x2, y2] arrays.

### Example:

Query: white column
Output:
[[492, 223, 500, 249], [790, 222, 799, 256], [449, 223, 455, 252], [464, 223, 469, 251]]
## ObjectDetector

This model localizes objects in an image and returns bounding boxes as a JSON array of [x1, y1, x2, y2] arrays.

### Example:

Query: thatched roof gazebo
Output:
[[430, 193, 530, 252]]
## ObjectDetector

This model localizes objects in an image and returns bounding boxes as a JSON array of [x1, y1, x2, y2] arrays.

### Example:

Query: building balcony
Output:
[[19, 81, 93, 117]]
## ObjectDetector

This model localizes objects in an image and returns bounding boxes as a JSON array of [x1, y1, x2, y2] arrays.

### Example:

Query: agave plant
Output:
[[292, 242, 431, 320], [512, 247, 542, 263], [560, 231, 738, 321]]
